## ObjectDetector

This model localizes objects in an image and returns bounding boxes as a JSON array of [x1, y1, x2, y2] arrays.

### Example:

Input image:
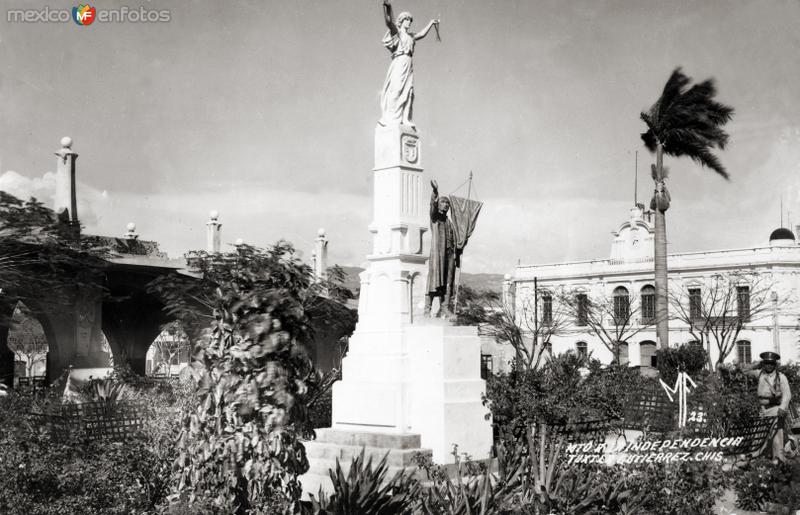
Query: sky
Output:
[[0, 0, 798, 274]]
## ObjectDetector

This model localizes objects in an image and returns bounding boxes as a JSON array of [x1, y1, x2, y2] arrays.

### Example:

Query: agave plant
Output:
[[308, 449, 420, 515], [89, 378, 127, 405]]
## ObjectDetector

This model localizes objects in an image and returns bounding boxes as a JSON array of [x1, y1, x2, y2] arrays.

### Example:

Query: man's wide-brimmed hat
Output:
[[760, 351, 781, 363]]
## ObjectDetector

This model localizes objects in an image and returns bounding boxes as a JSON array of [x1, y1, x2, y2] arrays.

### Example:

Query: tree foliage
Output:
[[0, 192, 110, 305], [654, 342, 708, 385], [148, 244, 354, 344], [170, 243, 326, 512], [640, 67, 735, 178]]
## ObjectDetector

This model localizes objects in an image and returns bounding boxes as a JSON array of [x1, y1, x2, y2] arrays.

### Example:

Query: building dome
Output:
[[769, 227, 795, 247]]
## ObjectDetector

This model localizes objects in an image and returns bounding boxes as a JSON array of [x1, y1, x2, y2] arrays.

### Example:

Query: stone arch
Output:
[[145, 321, 191, 377], [0, 297, 61, 387], [7, 301, 51, 383]]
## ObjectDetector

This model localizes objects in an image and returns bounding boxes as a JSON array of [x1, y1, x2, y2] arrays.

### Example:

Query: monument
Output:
[[300, 1, 493, 495]]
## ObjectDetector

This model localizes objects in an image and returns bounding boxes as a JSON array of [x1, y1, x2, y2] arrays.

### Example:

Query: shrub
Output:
[[655, 343, 707, 385], [484, 356, 648, 444], [732, 458, 793, 512], [0, 384, 185, 514], [170, 244, 319, 513], [695, 366, 759, 435]]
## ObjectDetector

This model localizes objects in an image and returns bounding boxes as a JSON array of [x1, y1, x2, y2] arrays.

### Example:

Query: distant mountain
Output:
[[334, 266, 503, 296]]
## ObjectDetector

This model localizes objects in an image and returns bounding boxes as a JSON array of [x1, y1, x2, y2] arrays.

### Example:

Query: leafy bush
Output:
[[778, 363, 800, 400], [0, 383, 188, 514], [694, 366, 759, 435], [171, 244, 319, 513], [655, 343, 708, 385], [732, 458, 792, 512], [485, 355, 648, 443]]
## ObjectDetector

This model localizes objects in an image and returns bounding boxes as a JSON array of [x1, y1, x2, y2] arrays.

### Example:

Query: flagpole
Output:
[[452, 172, 473, 316]]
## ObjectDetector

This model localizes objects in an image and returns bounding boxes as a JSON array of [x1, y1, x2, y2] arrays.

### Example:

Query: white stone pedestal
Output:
[[299, 124, 493, 497], [331, 320, 492, 463]]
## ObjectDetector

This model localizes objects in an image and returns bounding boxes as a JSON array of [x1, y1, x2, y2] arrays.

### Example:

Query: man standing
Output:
[[425, 179, 455, 317], [744, 352, 794, 462]]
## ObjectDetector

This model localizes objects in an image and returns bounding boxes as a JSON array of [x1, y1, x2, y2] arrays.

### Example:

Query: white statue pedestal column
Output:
[[300, 125, 493, 497]]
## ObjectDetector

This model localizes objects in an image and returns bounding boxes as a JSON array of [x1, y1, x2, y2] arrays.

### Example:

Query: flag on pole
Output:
[[448, 195, 483, 263]]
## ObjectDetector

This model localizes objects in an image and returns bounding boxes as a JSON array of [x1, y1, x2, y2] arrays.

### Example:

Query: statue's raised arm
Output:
[[382, 0, 397, 36]]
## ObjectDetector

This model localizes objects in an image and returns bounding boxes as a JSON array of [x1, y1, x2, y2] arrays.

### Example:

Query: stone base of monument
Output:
[[299, 428, 432, 499], [300, 321, 494, 498]]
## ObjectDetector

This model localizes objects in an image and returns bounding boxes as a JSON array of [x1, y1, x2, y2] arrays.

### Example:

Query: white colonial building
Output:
[[488, 205, 800, 373]]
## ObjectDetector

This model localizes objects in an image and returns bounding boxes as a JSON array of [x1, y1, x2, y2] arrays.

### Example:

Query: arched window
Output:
[[576, 341, 588, 359], [640, 340, 657, 367], [613, 286, 630, 321], [736, 340, 752, 364], [641, 285, 655, 324]]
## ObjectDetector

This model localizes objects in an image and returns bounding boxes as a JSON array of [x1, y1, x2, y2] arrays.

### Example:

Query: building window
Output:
[[736, 340, 752, 364], [640, 341, 657, 367], [689, 288, 702, 320], [576, 341, 588, 358], [541, 293, 553, 325], [641, 285, 655, 324], [576, 294, 588, 326], [480, 354, 493, 379], [613, 286, 630, 322], [737, 286, 750, 322]]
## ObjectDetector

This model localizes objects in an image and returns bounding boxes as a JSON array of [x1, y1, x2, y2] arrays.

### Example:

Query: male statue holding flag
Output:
[[425, 180, 456, 317], [425, 178, 484, 318]]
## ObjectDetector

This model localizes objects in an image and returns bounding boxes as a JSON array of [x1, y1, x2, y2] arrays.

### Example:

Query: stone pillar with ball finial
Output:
[[313, 228, 328, 281], [54, 136, 79, 227], [206, 211, 221, 253], [124, 222, 139, 240]]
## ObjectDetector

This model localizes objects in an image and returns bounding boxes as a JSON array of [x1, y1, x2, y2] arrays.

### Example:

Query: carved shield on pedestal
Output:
[[401, 134, 419, 165]]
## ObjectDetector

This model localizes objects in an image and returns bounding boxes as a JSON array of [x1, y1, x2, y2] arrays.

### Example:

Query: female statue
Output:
[[379, 0, 439, 128]]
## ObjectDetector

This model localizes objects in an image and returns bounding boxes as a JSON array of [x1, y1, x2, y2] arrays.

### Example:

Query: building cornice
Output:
[[515, 245, 800, 282]]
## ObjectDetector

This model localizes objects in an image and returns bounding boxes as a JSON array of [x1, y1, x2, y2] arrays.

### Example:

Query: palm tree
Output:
[[641, 67, 734, 349]]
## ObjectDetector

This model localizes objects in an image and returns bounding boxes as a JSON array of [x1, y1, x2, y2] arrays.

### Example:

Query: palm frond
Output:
[[640, 67, 734, 179]]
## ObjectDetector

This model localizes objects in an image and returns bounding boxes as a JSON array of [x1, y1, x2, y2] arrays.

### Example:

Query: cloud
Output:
[[0, 170, 108, 227], [0, 170, 55, 203]]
